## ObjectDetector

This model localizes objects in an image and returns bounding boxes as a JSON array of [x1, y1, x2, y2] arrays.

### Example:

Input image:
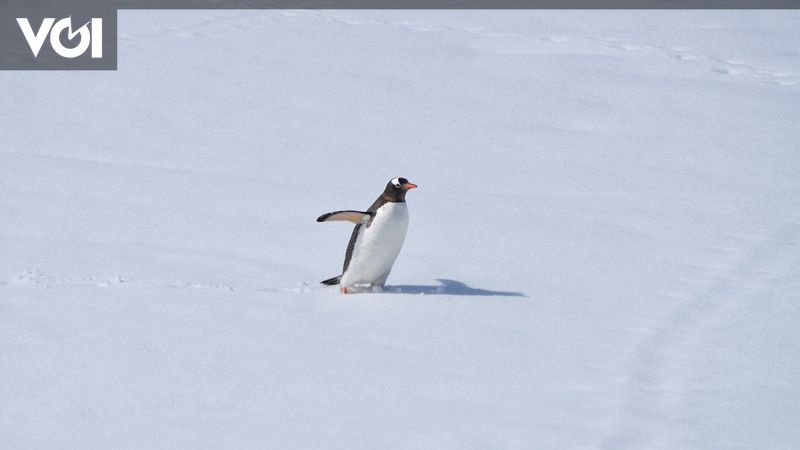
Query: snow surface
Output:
[[2, 10, 800, 449]]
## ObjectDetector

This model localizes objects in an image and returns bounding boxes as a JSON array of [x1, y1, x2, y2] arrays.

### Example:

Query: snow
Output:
[[2, 10, 800, 449]]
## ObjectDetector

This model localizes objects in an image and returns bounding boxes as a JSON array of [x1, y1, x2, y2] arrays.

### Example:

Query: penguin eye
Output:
[[394, 182, 401, 188]]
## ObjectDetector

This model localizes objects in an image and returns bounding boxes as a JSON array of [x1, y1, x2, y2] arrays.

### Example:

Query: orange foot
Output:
[[340, 287, 349, 294]]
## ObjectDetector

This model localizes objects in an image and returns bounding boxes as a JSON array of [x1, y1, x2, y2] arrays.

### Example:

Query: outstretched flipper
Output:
[[316, 210, 373, 224], [320, 275, 341, 285]]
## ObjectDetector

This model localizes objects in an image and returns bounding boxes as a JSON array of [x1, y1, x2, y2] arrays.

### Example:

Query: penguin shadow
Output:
[[386, 279, 525, 297]]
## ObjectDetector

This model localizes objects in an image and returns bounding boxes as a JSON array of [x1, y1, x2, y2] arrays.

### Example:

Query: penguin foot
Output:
[[340, 287, 349, 294]]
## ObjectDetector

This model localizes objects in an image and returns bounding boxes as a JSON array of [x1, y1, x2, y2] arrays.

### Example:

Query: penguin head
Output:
[[384, 177, 417, 201]]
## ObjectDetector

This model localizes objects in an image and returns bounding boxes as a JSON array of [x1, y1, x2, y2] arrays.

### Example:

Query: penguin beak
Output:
[[404, 183, 418, 189]]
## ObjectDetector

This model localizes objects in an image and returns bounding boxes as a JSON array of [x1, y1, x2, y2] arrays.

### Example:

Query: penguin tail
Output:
[[320, 275, 342, 286]]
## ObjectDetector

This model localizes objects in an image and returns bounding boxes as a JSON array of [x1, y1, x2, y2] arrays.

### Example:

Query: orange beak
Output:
[[404, 183, 418, 189]]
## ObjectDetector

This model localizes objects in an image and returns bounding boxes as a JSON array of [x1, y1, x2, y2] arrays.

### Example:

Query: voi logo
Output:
[[16, 17, 102, 59]]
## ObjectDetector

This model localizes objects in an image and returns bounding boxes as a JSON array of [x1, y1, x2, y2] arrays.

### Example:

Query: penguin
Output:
[[317, 177, 418, 293]]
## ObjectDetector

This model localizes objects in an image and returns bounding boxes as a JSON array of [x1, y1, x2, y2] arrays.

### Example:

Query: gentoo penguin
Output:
[[317, 177, 417, 293]]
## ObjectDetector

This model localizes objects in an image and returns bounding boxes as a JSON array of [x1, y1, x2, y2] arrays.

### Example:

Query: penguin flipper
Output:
[[320, 275, 342, 285], [316, 210, 373, 224]]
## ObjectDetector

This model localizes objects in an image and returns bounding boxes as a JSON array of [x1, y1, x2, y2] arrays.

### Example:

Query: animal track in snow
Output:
[[0, 269, 278, 293], [588, 36, 800, 87], [117, 11, 800, 89], [602, 224, 800, 449]]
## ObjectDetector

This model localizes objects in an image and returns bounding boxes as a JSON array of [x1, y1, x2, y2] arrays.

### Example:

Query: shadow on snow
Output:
[[385, 279, 525, 297]]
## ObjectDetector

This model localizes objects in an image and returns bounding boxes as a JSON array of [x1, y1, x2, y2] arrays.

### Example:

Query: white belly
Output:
[[341, 202, 409, 287]]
